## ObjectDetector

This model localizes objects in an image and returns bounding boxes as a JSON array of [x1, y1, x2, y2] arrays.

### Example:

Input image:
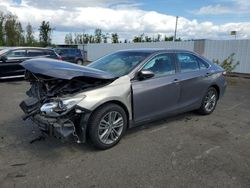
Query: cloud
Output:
[[23, 0, 134, 10], [0, 0, 250, 43], [233, 0, 250, 12], [193, 4, 233, 15], [193, 0, 250, 15]]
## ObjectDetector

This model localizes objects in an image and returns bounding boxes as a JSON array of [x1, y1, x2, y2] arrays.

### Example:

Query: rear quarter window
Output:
[[197, 57, 209, 69]]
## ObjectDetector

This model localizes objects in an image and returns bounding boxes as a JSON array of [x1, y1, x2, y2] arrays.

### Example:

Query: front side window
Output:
[[7, 49, 26, 57], [177, 53, 200, 72], [142, 53, 175, 77]]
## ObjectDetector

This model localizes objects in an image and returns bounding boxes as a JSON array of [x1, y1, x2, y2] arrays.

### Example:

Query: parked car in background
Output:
[[20, 49, 226, 149], [0, 47, 61, 79], [54, 48, 84, 65]]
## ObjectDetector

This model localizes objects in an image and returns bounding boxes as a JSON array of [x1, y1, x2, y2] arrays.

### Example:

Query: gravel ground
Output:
[[0, 77, 249, 188]]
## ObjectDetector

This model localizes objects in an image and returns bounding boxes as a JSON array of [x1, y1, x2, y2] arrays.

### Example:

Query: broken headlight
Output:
[[40, 96, 85, 115]]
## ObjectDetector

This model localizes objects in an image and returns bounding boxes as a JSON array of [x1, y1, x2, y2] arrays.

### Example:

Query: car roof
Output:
[[4, 47, 52, 51], [54, 48, 79, 50], [117, 48, 196, 54]]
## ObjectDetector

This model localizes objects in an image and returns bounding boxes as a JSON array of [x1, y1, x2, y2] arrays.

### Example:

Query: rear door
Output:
[[68, 49, 77, 62], [132, 53, 181, 123], [0, 49, 27, 78], [175, 52, 211, 110]]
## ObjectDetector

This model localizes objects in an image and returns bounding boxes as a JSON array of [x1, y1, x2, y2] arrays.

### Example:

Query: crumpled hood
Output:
[[21, 58, 115, 80]]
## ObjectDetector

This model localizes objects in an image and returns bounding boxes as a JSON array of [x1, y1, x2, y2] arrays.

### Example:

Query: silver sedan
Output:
[[20, 49, 226, 149]]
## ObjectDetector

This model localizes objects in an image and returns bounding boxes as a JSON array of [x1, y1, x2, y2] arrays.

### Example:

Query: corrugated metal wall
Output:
[[203, 40, 250, 74], [83, 41, 194, 61], [79, 39, 250, 74]]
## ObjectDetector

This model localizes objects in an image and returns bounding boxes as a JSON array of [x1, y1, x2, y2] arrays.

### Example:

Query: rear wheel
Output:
[[198, 87, 218, 115], [88, 104, 127, 149]]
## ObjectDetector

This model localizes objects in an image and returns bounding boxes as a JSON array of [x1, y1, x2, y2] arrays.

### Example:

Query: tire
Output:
[[76, 59, 83, 65], [88, 104, 127, 150], [198, 87, 218, 115]]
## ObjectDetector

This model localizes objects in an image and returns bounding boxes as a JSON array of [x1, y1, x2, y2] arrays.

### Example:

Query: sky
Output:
[[0, 0, 250, 43]]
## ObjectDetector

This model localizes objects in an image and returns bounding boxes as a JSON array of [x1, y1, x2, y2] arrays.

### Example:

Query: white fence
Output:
[[78, 39, 250, 74], [204, 40, 250, 74], [81, 41, 194, 61]]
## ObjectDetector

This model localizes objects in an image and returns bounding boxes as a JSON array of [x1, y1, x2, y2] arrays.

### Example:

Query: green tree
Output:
[[94, 28, 102, 43], [102, 32, 109, 43], [39, 21, 53, 47], [64, 33, 73, 44], [73, 33, 83, 44], [155, 34, 161, 42], [213, 53, 240, 72], [111, 33, 119, 43], [133, 33, 144, 43], [82, 33, 90, 44], [144, 35, 152, 42], [25, 23, 35, 46], [0, 12, 5, 46], [16, 22, 25, 46], [4, 13, 23, 46], [164, 36, 173, 41]]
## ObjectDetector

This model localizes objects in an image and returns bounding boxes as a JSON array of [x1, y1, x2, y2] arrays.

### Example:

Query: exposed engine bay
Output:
[[20, 70, 114, 143]]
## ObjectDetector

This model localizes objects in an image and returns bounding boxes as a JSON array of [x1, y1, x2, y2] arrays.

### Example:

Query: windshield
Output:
[[88, 51, 152, 77]]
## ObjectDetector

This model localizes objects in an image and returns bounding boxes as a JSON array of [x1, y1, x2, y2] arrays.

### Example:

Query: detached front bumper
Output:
[[20, 97, 91, 143], [31, 114, 80, 142]]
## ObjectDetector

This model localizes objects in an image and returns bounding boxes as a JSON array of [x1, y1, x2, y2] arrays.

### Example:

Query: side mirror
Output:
[[0, 55, 7, 62], [138, 70, 155, 80]]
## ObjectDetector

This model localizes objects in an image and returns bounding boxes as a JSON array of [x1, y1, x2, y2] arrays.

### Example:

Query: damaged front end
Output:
[[19, 58, 115, 143]]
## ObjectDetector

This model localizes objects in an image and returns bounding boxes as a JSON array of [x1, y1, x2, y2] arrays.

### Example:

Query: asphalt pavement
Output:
[[0, 77, 250, 188]]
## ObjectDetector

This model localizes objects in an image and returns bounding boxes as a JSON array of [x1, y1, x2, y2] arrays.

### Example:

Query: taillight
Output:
[[58, 55, 63, 60]]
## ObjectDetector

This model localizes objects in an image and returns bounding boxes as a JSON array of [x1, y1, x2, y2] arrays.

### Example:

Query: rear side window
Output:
[[68, 48, 81, 55], [177, 53, 200, 72]]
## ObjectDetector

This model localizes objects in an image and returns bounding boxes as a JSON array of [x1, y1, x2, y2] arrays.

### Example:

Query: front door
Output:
[[132, 53, 181, 123]]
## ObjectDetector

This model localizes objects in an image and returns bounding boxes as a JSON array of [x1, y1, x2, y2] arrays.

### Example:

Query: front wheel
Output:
[[198, 87, 218, 115], [88, 104, 127, 150]]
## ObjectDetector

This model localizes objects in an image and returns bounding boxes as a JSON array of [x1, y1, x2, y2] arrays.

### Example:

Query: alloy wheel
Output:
[[204, 90, 217, 112], [98, 111, 124, 144]]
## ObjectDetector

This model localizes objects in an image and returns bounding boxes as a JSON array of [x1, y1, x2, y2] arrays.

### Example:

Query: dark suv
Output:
[[54, 48, 84, 65], [0, 47, 61, 79]]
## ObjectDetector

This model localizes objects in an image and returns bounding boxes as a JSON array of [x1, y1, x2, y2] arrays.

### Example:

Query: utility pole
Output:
[[174, 16, 179, 42]]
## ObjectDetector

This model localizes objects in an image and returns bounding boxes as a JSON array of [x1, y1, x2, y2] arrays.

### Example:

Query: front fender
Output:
[[76, 75, 132, 120]]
